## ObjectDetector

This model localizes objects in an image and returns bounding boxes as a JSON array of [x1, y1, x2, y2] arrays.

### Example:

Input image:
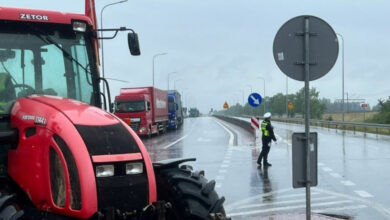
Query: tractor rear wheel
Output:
[[155, 166, 228, 220]]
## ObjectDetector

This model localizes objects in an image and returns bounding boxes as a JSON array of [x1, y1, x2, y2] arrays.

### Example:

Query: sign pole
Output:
[[304, 17, 311, 220]]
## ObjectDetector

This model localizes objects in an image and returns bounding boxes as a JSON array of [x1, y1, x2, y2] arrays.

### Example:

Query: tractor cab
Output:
[[0, 18, 101, 178]]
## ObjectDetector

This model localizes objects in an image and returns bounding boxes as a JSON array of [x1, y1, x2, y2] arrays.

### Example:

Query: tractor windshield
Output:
[[0, 21, 98, 114]]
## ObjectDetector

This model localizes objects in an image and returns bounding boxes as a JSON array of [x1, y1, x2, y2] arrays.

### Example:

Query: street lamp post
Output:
[[167, 71, 178, 90], [257, 77, 266, 114], [246, 84, 253, 93], [239, 89, 245, 105], [100, 0, 128, 96], [337, 33, 345, 122], [173, 79, 182, 90], [152, 53, 168, 87]]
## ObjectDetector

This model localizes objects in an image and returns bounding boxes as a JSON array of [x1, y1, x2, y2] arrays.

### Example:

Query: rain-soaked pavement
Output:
[[142, 116, 390, 220]]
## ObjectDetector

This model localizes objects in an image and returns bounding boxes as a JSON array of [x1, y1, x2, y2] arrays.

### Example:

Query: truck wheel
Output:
[[155, 166, 228, 220], [147, 129, 152, 138], [0, 193, 24, 220]]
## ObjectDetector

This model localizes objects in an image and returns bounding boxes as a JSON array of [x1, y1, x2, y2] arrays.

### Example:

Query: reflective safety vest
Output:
[[261, 121, 269, 136]]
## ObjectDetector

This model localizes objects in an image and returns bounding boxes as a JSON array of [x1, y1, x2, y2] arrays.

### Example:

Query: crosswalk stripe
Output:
[[313, 204, 367, 213], [227, 200, 353, 217], [236, 196, 337, 210]]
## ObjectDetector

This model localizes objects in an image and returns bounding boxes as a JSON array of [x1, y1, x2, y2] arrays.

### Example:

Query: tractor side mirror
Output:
[[175, 103, 179, 110], [128, 32, 141, 56]]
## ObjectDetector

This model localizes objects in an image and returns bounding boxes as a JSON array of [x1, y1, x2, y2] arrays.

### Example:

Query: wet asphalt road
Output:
[[142, 116, 390, 220]]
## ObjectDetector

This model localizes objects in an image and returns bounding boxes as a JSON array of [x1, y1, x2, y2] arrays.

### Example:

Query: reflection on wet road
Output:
[[142, 116, 390, 219]]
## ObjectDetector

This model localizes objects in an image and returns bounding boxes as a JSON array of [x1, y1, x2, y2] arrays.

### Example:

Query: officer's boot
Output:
[[264, 155, 272, 167]]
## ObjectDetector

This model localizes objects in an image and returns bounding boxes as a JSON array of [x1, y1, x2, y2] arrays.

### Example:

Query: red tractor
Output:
[[0, 1, 228, 219]]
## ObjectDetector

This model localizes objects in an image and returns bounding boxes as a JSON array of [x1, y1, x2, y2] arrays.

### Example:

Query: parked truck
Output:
[[189, 108, 200, 117], [167, 90, 183, 129], [114, 87, 169, 136]]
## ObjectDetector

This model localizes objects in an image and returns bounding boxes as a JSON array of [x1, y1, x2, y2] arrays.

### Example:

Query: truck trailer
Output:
[[167, 90, 184, 129], [114, 87, 169, 136]]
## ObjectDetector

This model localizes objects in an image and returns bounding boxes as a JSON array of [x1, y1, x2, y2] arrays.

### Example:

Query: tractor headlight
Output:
[[126, 162, 143, 175], [139, 127, 146, 133], [72, 21, 87, 32], [96, 164, 114, 177]]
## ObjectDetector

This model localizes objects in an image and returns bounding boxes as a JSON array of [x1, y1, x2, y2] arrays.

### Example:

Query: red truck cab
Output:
[[114, 87, 168, 136]]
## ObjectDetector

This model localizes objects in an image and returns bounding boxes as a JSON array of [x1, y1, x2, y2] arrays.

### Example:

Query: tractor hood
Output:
[[27, 95, 118, 126]]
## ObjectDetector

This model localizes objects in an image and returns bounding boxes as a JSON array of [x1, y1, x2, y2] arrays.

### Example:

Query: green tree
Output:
[[293, 87, 326, 119], [369, 97, 390, 124], [269, 93, 286, 117]]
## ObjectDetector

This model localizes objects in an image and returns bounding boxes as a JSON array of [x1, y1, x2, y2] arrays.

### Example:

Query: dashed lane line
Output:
[[354, 190, 374, 198], [341, 180, 356, 186], [322, 167, 333, 172], [162, 134, 189, 149], [329, 172, 342, 178]]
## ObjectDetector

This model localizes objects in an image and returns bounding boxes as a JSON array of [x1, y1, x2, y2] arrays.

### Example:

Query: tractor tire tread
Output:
[[155, 166, 227, 220]]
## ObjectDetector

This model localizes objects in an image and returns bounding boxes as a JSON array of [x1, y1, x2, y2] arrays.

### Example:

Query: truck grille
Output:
[[129, 122, 140, 132]]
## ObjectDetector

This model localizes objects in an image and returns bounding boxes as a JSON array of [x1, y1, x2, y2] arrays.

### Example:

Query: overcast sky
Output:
[[2, 0, 390, 112]]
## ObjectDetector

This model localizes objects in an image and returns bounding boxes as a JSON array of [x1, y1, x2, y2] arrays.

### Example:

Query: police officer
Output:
[[257, 112, 277, 167]]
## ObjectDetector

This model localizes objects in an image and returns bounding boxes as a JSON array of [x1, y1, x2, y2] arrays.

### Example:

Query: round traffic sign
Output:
[[273, 15, 339, 81], [248, 93, 262, 107]]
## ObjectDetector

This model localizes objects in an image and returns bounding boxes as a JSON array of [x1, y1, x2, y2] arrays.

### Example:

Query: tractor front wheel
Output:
[[155, 166, 228, 220], [0, 192, 24, 219]]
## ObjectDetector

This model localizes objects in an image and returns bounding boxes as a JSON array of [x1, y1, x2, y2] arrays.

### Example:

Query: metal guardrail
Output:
[[216, 114, 390, 135], [213, 115, 254, 136], [273, 117, 390, 135]]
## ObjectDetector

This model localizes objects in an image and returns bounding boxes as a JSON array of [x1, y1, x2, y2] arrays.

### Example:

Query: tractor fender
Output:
[[153, 158, 196, 170]]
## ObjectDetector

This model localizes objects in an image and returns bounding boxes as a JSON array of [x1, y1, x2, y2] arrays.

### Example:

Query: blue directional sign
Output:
[[248, 93, 262, 107]]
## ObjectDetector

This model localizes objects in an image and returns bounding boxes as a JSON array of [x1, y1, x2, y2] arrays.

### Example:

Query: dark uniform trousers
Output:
[[257, 120, 275, 165]]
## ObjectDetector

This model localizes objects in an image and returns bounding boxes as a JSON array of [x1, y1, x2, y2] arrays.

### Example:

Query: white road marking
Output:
[[215, 175, 225, 180], [318, 162, 325, 166], [162, 134, 189, 149], [314, 188, 390, 218], [341, 180, 356, 186], [329, 172, 342, 178], [196, 137, 211, 142], [221, 164, 230, 168], [354, 190, 374, 198], [223, 160, 231, 164], [213, 119, 235, 146], [275, 192, 320, 199], [313, 204, 367, 213], [322, 167, 333, 172], [227, 200, 353, 217], [216, 183, 222, 188], [236, 196, 337, 210]]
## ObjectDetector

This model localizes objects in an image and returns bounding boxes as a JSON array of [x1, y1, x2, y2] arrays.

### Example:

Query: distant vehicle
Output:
[[189, 108, 200, 117], [167, 90, 184, 129], [114, 87, 169, 136]]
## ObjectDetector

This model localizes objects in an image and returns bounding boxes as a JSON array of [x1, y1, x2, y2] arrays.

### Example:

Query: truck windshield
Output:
[[0, 21, 96, 114], [168, 97, 175, 111], [115, 100, 146, 113]]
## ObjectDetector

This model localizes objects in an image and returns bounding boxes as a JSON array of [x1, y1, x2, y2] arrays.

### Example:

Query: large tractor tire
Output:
[[155, 165, 228, 220]]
